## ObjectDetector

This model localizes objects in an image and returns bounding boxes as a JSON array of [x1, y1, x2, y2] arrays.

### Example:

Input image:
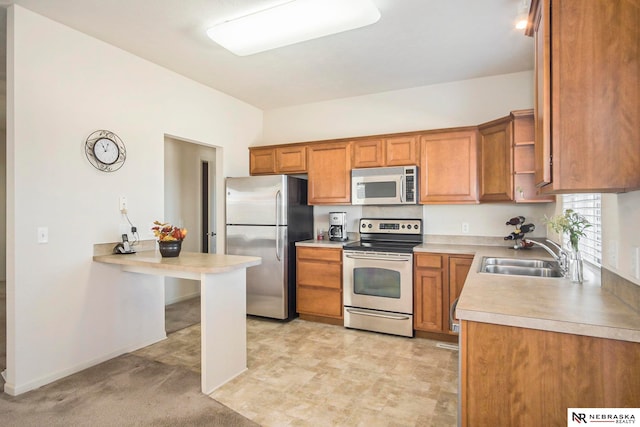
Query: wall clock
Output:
[[85, 130, 126, 172]]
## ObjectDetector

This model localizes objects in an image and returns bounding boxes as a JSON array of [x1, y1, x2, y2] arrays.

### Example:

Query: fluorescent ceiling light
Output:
[[206, 0, 381, 56]]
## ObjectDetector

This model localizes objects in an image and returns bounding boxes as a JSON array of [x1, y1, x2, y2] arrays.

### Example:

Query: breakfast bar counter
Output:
[[93, 250, 261, 394]]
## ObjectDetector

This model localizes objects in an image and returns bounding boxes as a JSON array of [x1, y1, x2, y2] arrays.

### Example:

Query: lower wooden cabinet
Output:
[[461, 320, 640, 427], [414, 253, 472, 336], [296, 247, 343, 321]]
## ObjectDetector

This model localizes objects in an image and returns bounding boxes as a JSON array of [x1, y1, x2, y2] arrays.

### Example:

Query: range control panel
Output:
[[358, 218, 422, 235]]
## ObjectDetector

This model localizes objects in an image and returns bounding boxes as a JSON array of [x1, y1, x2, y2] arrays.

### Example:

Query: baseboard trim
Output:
[[3, 332, 167, 396], [165, 291, 201, 306]]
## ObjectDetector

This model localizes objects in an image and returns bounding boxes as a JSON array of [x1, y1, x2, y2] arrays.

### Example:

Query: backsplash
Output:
[[602, 268, 640, 313]]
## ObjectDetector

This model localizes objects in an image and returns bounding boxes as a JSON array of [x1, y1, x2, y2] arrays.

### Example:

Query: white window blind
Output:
[[562, 194, 602, 266]]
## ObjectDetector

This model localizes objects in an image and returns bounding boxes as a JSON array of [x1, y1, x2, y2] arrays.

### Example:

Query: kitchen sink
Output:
[[480, 257, 564, 278]]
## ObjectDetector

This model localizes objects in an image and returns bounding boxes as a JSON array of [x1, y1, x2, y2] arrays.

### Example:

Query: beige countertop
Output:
[[297, 238, 640, 342], [444, 245, 640, 343], [93, 250, 261, 274], [296, 239, 356, 248]]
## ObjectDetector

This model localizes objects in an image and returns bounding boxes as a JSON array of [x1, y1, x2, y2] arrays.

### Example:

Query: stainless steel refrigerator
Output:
[[225, 175, 313, 320]]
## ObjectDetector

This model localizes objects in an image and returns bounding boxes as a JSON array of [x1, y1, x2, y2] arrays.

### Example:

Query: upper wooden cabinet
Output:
[[352, 138, 385, 168], [249, 145, 307, 175], [307, 141, 352, 205], [528, 0, 640, 193], [479, 110, 554, 203], [478, 116, 513, 202], [352, 135, 419, 168], [419, 128, 479, 204], [249, 147, 276, 175]]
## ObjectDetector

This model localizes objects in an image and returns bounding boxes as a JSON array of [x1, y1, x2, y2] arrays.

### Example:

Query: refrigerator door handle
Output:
[[275, 190, 282, 261]]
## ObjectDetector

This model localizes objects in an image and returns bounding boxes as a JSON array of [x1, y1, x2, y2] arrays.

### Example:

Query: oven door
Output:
[[343, 250, 413, 314]]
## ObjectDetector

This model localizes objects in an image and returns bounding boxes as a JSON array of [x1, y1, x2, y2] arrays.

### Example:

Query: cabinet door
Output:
[[352, 139, 384, 168], [249, 147, 276, 175], [296, 247, 343, 319], [385, 135, 418, 166], [276, 145, 307, 173], [448, 256, 472, 332], [419, 129, 479, 204], [307, 142, 352, 204], [478, 117, 513, 202], [414, 254, 444, 332], [532, 0, 552, 188]]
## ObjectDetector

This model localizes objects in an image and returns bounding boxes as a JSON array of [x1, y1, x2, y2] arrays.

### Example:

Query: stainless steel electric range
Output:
[[342, 218, 423, 337]]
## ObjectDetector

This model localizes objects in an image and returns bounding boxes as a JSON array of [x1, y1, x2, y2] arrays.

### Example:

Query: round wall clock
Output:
[[85, 130, 127, 172]]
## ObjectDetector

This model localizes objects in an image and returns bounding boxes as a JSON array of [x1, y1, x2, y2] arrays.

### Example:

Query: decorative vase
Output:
[[158, 240, 182, 257], [569, 249, 583, 284]]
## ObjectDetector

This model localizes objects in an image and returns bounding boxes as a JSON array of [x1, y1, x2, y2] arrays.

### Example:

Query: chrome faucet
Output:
[[526, 239, 569, 277]]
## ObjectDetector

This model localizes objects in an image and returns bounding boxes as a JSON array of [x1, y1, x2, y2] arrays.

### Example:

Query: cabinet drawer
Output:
[[297, 287, 342, 318], [415, 254, 443, 269], [297, 247, 342, 263], [297, 261, 341, 289]]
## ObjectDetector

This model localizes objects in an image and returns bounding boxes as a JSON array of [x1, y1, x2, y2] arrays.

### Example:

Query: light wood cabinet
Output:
[[419, 129, 479, 204], [461, 320, 640, 427], [414, 253, 472, 336], [478, 116, 513, 202], [352, 135, 419, 168], [479, 110, 554, 203], [276, 145, 306, 173], [249, 147, 276, 175], [528, 0, 640, 193], [296, 247, 343, 322], [307, 141, 352, 205], [385, 135, 419, 166], [249, 145, 307, 175], [352, 138, 385, 168]]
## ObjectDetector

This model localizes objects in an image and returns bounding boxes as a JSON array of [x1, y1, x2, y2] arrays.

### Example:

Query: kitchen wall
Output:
[[263, 70, 554, 242], [602, 192, 640, 286], [5, 5, 262, 395]]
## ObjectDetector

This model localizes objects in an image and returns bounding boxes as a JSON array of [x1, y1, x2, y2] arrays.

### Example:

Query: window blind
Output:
[[561, 194, 602, 266]]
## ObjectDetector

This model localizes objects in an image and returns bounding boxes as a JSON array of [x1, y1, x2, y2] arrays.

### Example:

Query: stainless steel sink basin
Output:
[[480, 257, 564, 278], [483, 257, 559, 269], [482, 264, 564, 277]]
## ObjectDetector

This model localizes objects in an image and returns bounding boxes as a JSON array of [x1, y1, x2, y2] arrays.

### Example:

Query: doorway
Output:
[[163, 136, 217, 305]]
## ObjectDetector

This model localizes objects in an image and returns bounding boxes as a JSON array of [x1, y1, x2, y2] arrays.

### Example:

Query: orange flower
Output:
[[152, 220, 188, 241]]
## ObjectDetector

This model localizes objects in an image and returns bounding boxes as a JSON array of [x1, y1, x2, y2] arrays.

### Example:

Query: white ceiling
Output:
[[1, 0, 534, 110]]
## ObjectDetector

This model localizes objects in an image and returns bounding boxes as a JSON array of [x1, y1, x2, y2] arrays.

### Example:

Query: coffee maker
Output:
[[329, 212, 348, 241]]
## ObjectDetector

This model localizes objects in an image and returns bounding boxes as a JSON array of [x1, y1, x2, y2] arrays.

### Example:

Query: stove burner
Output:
[[343, 240, 420, 254]]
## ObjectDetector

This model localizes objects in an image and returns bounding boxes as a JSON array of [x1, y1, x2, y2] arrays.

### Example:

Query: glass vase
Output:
[[569, 249, 583, 284]]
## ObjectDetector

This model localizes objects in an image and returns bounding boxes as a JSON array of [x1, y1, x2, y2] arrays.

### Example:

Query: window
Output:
[[562, 194, 602, 266]]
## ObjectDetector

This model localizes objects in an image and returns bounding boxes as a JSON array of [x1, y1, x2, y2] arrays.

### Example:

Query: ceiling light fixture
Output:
[[515, 0, 531, 30], [206, 0, 381, 56]]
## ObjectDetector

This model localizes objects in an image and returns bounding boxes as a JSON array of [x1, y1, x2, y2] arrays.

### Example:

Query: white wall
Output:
[[6, 5, 262, 394], [263, 71, 534, 144], [602, 192, 640, 285], [263, 71, 553, 240]]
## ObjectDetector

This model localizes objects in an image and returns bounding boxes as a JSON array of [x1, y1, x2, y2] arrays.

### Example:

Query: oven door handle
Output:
[[344, 254, 410, 262], [346, 308, 410, 321]]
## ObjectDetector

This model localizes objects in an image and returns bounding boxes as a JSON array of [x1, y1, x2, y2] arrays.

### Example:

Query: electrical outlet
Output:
[[119, 196, 127, 212], [462, 222, 470, 234], [607, 240, 618, 268], [37, 226, 48, 244]]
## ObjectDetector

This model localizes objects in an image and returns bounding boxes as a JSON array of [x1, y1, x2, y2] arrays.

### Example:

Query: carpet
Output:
[[0, 353, 258, 427]]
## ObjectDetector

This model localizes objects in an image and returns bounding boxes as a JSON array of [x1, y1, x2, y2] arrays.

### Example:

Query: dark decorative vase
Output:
[[158, 240, 182, 257]]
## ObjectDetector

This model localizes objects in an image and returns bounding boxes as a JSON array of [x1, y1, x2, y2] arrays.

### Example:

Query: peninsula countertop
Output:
[[93, 250, 261, 275]]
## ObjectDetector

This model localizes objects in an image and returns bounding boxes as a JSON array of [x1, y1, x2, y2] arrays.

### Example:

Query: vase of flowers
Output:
[[544, 209, 591, 283], [152, 221, 188, 257]]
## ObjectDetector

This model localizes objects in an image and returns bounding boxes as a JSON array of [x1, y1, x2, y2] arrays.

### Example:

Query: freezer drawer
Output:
[[226, 225, 288, 319]]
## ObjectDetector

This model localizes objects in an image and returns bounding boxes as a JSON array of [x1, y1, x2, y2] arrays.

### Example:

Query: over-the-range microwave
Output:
[[352, 166, 418, 205]]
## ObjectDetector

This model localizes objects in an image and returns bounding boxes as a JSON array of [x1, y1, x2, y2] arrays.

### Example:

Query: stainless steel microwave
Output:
[[352, 166, 418, 205]]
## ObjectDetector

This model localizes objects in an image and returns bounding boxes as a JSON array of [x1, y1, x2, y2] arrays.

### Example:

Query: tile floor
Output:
[[135, 317, 459, 426]]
